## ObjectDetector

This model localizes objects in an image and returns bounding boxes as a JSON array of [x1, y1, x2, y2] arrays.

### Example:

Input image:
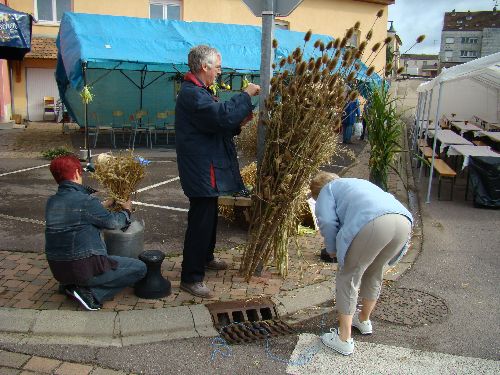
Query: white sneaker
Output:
[[321, 328, 354, 356], [352, 312, 373, 335]]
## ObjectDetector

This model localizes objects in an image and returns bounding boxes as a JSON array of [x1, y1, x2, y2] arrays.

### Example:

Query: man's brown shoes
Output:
[[206, 258, 228, 270], [180, 282, 214, 298]]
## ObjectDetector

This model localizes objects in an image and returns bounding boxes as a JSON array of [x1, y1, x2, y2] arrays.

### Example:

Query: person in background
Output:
[[310, 172, 413, 355], [45, 155, 146, 311], [342, 95, 360, 144], [360, 97, 371, 141], [175, 45, 260, 298]]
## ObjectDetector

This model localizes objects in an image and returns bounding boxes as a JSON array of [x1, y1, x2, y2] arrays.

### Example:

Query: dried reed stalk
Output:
[[240, 17, 384, 280]]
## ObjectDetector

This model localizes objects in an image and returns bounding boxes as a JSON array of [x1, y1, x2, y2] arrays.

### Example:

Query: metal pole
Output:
[[256, 0, 275, 166], [426, 83, 444, 204], [418, 90, 429, 181], [412, 92, 422, 151], [82, 62, 91, 164]]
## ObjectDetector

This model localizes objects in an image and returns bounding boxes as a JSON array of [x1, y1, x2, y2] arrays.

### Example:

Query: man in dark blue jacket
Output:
[[176, 45, 260, 298]]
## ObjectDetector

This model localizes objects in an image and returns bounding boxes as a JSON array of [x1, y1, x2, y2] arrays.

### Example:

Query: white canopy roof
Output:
[[417, 52, 500, 92]]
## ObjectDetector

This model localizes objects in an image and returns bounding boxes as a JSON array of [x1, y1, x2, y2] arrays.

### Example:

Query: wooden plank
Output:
[[218, 196, 252, 207], [429, 158, 456, 177]]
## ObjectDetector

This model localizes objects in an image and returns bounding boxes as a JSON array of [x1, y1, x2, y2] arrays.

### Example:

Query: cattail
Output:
[[342, 60, 348, 68], [416, 35, 426, 43], [397, 67, 405, 74], [343, 49, 352, 62], [322, 54, 329, 64], [313, 73, 321, 84], [321, 68, 330, 76], [295, 53, 303, 63], [384, 36, 393, 45], [346, 27, 354, 40], [358, 41, 367, 52], [371, 42, 381, 52], [340, 37, 347, 49], [366, 30, 373, 40], [355, 51, 362, 59], [333, 38, 340, 49], [320, 42, 325, 52], [279, 58, 286, 67], [347, 71, 356, 82], [354, 63, 360, 70], [272, 39, 278, 48], [366, 66, 375, 76], [328, 79, 336, 90], [270, 77, 277, 85], [376, 9, 384, 18], [287, 55, 293, 64], [386, 62, 393, 71], [282, 70, 289, 79], [354, 21, 361, 30], [304, 29, 312, 42], [315, 57, 322, 70], [304, 74, 312, 84], [328, 58, 338, 70], [385, 70, 391, 77], [314, 39, 321, 49], [272, 63, 276, 69], [334, 50, 341, 58], [307, 60, 315, 71], [349, 90, 359, 101], [296, 61, 306, 76], [326, 40, 334, 50]]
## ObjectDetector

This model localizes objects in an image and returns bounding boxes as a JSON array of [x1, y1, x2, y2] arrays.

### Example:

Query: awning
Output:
[[0, 3, 33, 60]]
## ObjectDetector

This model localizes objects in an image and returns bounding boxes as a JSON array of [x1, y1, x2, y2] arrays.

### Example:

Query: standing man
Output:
[[175, 45, 260, 298]]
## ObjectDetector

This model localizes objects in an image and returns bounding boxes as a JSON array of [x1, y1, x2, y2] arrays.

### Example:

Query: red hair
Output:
[[49, 155, 82, 184]]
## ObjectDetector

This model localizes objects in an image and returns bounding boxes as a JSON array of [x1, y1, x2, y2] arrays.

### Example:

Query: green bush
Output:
[[41, 146, 75, 160]]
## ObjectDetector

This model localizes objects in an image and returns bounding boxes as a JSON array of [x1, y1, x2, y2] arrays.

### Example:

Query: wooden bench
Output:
[[428, 158, 456, 200], [420, 146, 437, 159], [472, 139, 487, 146], [417, 139, 427, 148]]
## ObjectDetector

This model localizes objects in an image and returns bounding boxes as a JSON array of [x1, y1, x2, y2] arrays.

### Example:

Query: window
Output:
[[150, 1, 181, 20], [461, 37, 479, 44], [461, 50, 478, 58], [445, 37, 454, 44], [274, 19, 289, 30], [36, 0, 71, 23]]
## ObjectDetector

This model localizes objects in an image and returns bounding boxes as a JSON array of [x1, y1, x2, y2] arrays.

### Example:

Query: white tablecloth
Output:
[[447, 145, 500, 169], [478, 131, 500, 143], [450, 122, 482, 135], [428, 129, 473, 152]]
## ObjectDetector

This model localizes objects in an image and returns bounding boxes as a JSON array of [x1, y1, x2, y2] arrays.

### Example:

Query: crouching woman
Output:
[[45, 155, 146, 310], [310, 172, 413, 355]]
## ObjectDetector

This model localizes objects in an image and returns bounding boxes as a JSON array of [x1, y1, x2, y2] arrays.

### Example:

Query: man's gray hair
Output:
[[188, 45, 219, 73]]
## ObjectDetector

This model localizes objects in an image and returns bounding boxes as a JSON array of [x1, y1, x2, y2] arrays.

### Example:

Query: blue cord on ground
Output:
[[210, 308, 331, 366]]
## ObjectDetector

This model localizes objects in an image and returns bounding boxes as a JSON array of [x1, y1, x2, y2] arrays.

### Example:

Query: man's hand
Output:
[[116, 199, 132, 212], [244, 83, 261, 97]]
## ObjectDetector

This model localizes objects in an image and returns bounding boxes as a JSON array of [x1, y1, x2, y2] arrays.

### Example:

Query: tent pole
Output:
[[426, 83, 444, 204], [413, 92, 422, 152], [418, 90, 429, 180], [82, 62, 91, 165]]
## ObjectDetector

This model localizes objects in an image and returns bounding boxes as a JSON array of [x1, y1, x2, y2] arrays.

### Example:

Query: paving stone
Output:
[[0, 350, 31, 368], [23, 356, 61, 373], [0, 366, 21, 375], [54, 362, 93, 375]]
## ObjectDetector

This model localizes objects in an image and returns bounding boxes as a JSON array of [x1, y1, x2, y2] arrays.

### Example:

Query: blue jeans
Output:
[[343, 123, 353, 143], [84, 256, 146, 303]]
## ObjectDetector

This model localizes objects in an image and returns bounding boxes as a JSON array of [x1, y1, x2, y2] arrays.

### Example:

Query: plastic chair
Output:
[[129, 111, 153, 149], [43, 96, 56, 121], [111, 110, 131, 146]]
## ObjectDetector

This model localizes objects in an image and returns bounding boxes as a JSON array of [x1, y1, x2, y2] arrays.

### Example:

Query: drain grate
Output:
[[206, 298, 295, 344], [372, 287, 449, 326]]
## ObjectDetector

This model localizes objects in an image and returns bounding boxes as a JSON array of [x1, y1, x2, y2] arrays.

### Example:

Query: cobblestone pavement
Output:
[[0, 234, 339, 311], [0, 348, 134, 374]]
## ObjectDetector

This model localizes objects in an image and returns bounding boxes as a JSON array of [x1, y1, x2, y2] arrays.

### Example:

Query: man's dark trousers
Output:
[[181, 197, 218, 283]]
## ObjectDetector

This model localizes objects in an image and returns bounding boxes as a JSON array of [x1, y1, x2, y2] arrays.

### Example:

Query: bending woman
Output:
[[310, 172, 413, 355]]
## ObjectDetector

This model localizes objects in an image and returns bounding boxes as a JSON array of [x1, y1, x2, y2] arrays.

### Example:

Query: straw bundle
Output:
[[92, 151, 146, 208], [240, 19, 383, 280]]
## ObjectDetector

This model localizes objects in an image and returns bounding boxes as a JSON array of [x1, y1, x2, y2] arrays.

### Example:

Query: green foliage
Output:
[[41, 146, 75, 160], [366, 84, 404, 191]]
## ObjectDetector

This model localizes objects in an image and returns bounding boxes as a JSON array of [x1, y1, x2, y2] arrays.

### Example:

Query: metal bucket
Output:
[[103, 219, 144, 258]]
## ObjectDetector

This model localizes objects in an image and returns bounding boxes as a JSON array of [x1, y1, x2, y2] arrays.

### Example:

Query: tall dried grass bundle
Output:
[[235, 117, 258, 158], [240, 20, 382, 280], [218, 162, 257, 221], [92, 151, 146, 208]]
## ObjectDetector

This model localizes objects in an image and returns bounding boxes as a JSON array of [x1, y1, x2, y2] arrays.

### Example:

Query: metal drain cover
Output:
[[218, 320, 295, 344], [372, 287, 449, 326]]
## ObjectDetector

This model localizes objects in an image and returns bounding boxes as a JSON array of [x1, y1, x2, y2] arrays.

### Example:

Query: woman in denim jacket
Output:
[[310, 172, 413, 355], [45, 155, 146, 310]]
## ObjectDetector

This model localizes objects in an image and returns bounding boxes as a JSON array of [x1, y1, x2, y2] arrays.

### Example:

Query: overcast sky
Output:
[[388, 0, 498, 55]]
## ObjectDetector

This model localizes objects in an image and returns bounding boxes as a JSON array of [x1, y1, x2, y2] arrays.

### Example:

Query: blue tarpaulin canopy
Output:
[[0, 4, 33, 60], [56, 12, 382, 128]]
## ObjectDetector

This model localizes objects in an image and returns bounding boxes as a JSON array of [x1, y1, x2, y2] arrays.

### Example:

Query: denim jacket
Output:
[[45, 181, 130, 261]]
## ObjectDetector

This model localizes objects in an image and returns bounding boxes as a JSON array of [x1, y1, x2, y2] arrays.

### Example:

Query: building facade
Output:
[[439, 8, 499, 71], [400, 54, 439, 78], [2, 0, 393, 122]]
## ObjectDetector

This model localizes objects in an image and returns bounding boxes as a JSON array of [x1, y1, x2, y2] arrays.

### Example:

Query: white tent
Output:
[[414, 52, 500, 203]]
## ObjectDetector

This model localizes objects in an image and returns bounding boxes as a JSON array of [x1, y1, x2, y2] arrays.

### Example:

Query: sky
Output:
[[388, 0, 498, 55]]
